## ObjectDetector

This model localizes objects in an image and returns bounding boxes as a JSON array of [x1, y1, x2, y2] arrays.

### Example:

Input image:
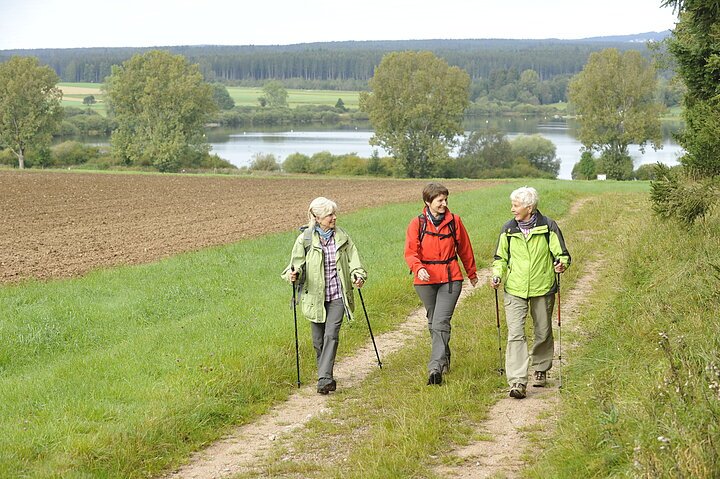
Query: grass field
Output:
[[1, 176, 717, 478], [57, 83, 360, 112]]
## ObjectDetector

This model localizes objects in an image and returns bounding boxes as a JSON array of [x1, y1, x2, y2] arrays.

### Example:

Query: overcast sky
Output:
[[0, 0, 678, 51]]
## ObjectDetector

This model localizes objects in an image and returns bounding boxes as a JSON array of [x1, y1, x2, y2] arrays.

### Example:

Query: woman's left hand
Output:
[[554, 261, 566, 273], [353, 277, 365, 288]]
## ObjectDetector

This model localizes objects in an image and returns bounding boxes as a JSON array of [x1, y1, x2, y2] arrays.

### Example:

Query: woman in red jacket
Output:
[[405, 182, 478, 385]]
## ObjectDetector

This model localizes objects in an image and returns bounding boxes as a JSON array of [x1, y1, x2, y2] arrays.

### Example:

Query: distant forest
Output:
[[1, 36, 671, 90]]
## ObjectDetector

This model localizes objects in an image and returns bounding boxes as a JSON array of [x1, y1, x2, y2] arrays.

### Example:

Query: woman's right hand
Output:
[[417, 268, 430, 282], [289, 270, 298, 282]]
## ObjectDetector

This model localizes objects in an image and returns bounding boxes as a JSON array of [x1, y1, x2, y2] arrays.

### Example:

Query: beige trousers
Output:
[[503, 292, 555, 386]]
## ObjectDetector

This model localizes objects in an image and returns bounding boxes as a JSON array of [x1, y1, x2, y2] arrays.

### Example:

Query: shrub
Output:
[[249, 153, 280, 171], [650, 164, 718, 224], [634, 163, 658, 181], [51, 141, 100, 165], [329, 154, 367, 175], [283, 153, 311, 173], [572, 151, 597, 180]]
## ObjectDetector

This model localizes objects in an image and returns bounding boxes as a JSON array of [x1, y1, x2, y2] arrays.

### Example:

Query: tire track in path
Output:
[[433, 258, 606, 478]]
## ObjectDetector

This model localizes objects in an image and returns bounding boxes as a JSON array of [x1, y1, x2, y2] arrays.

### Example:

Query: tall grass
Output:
[[0, 179, 650, 477], [529, 201, 720, 478]]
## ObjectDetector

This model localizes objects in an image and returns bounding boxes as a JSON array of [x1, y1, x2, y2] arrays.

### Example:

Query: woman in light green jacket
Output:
[[491, 186, 570, 399], [282, 197, 367, 395]]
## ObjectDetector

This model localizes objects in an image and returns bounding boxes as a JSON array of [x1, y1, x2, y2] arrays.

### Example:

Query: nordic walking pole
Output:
[[357, 288, 382, 369], [291, 266, 301, 388], [493, 284, 505, 375], [556, 270, 562, 389]]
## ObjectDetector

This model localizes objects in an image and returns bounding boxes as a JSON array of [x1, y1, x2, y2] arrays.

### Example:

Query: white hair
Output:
[[307, 197, 338, 229], [510, 186, 539, 210]]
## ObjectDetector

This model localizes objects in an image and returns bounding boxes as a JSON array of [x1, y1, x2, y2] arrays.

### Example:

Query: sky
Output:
[[0, 0, 678, 51]]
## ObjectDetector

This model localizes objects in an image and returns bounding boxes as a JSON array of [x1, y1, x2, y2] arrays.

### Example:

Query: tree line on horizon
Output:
[[0, 37, 669, 88]]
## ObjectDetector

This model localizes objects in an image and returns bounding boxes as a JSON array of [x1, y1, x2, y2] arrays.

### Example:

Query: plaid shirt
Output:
[[320, 233, 343, 301]]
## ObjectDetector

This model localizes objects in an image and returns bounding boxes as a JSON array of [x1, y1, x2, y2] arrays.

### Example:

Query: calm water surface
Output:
[[208, 119, 683, 180]]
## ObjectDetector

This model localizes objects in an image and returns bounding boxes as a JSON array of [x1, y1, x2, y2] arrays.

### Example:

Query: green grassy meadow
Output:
[[2, 177, 718, 478], [57, 83, 360, 113]]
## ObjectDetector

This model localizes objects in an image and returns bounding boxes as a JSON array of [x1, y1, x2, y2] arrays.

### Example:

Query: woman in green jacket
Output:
[[282, 197, 367, 395], [491, 186, 570, 399]]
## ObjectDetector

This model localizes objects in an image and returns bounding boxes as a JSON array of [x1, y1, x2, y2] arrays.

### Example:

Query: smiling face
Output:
[[317, 211, 337, 231], [511, 200, 533, 222], [426, 194, 448, 217]]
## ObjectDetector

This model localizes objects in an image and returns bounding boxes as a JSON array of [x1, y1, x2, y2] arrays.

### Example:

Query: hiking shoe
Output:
[[317, 379, 335, 395], [532, 370, 547, 387], [427, 370, 443, 386], [441, 363, 450, 375], [509, 383, 526, 399]]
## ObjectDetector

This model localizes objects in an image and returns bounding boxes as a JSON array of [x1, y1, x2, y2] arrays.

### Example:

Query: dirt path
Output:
[[159, 196, 598, 479], [162, 271, 491, 479], [433, 261, 605, 478], [161, 258, 604, 479]]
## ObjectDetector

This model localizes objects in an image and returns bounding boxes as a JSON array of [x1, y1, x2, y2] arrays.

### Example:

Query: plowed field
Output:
[[0, 171, 494, 283]]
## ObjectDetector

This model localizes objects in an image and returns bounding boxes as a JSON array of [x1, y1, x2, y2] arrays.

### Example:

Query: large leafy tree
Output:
[[662, 0, 720, 177], [568, 48, 663, 180], [261, 80, 288, 108], [510, 134, 560, 176], [650, 0, 720, 224], [0, 56, 63, 169], [359, 51, 470, 177], [105, 50, 217, 172], [212, 83, 235, 110]]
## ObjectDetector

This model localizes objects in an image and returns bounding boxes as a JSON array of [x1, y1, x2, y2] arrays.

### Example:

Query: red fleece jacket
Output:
[[404, 207, 477, 285]]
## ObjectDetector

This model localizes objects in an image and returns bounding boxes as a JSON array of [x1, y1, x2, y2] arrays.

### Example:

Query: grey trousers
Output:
[[504, 292, 555, 386], [310, 298, 344, 385], [415, 281, 462, 373]]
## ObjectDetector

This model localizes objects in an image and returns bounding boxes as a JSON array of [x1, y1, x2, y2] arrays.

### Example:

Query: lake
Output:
[[207, 119, 684, 180]]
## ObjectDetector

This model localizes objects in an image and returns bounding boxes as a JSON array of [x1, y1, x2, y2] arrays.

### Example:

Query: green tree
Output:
[[262, 80, 288, 108], [105, 50, 217, 172], [662, 0, 720, 177], [359, 51, 470, 177], [83, 95, 96, 106], [572, 151, 597, 180], [510, 134, 560, 176], [334, 98, 347, 112], [212, 83, 235, 110], [650, 0, 720, 223], [455, 130, 513, 178], [0, 56, 63, 169], [282, 152, 311, 173], [568, 48, 663, 180]]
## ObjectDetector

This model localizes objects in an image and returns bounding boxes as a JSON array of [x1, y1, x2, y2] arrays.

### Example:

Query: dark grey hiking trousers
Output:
[[311, 298, 344, 385], [414, 281, 462, 374]]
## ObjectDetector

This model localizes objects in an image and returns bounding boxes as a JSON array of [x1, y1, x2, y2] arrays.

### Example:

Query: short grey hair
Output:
[[307, 197, 338, 229], [510, 186, 539, 210]]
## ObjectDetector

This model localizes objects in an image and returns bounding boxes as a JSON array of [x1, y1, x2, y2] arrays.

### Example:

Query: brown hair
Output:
[[422, 182, 449, 204]]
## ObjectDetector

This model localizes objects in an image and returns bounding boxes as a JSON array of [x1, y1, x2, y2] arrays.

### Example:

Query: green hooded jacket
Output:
[[281, 227, 367, 323], [492, 211, 571, 299]]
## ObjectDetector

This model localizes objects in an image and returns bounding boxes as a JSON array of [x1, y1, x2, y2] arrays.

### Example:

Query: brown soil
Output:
[[0, 170, 494, 283]]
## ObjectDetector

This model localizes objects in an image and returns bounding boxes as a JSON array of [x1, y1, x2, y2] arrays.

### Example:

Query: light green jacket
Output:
[[492, 211, 571, 299], [281, 227, 367, 323]]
